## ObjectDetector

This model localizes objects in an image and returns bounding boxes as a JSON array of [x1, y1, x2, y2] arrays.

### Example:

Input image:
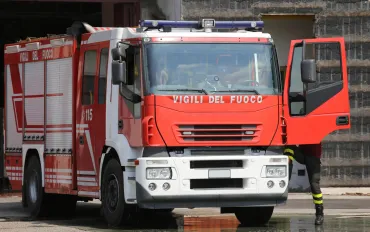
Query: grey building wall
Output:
[[181, 0, 370, 187], [141, 0, 181, 21]]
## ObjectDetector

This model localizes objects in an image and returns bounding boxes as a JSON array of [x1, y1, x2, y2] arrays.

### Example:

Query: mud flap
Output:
[[0, 177, 11, 193]]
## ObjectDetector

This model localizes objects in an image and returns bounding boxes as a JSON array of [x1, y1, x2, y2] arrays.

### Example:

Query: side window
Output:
[[98, 48, 109, 104], [289, 46, 305, 116], [82, 50, 97, 105], [133, 48, 141, 118], [290, 46, 304, 93], [288, 42, 343, 116], [124, 46, 141, 118]]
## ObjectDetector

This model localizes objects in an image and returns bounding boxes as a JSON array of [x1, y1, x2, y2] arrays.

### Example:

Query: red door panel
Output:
[[77, 45, 98, 183], [283, 37, 350, 145], [76, 42, 109, 193], [94, 44, 109, 171]]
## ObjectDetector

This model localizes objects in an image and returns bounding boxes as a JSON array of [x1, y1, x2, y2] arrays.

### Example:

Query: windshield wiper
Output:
[[211, 89, 260, 95], [157, 88, 208, 95]]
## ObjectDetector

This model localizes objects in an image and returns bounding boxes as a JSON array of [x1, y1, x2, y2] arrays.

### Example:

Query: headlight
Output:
[[266, 165, 286, 178], [146, 168, 172, 180]]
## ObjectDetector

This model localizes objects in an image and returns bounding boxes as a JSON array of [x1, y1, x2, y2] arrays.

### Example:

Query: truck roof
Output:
[[4, 20, 272, 53], [130, 28, 271, 38], [81, 26, 272, 45]]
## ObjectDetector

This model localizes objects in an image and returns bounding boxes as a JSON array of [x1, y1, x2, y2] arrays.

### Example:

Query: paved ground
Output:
[[1, 193, 370, 231]]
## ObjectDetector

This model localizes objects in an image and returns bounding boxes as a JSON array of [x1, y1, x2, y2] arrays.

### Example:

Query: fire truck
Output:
[[3, 19, 350, 226]]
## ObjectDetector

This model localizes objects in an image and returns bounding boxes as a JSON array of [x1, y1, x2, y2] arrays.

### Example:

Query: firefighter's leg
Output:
[[305, 155, 324, 225], [283, 146, 294, 180], [284, 146, 305, 180]]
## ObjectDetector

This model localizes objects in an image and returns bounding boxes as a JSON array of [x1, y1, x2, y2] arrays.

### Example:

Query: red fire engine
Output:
[[3, 19, 350, 226]]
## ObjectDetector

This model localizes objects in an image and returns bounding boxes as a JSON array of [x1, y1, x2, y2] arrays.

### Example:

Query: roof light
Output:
[[140, 20, 200, 29], [25, 42, 40, 51], [5, 45, 20, 54], [216, 21, 264, 29], [50, 38, 65, 47], [139, 19, 264, 31], [202, 19, 215, 28]]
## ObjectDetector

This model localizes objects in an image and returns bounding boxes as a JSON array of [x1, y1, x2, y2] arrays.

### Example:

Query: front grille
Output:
[[175, 124, 261, 142], [190, 178, 243, 189], [190, 160, 243, 169], [190, 149, 245, 156]]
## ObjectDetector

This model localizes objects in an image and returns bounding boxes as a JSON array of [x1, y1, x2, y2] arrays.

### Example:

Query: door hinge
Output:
[[280, 116, 287, 145], [118, 120, 123, 130]]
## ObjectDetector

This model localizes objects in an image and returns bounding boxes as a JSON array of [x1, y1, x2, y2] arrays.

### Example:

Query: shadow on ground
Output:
[[1, 200, 370, 231]]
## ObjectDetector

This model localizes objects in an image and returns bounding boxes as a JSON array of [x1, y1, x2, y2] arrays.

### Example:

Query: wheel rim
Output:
[[106, 174, 119, 213], [28, 170, 38, 204]]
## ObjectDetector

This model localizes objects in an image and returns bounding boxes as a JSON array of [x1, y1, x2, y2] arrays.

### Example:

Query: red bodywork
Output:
[[142, 95, 282, 147], [3, 35, 109, 196], [4, 36, 78, 193]]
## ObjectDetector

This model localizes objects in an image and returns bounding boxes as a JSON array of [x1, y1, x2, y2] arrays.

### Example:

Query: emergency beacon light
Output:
[[139, 19, 264, 31]]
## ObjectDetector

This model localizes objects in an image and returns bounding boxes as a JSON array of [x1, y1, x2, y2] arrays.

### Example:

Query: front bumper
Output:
[[135, 155, 289, 209]]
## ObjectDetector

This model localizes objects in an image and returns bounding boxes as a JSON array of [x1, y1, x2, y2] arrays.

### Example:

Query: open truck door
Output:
[[283, 37, 350, 145]]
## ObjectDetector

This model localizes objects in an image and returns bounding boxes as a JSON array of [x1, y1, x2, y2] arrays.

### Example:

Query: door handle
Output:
[[79, 135, 84, 144], [336, 116, 349, 126]]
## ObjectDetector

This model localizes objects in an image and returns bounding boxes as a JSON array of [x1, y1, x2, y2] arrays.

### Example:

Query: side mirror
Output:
[[112, 60, 127, 85], [301, 59, 317, 83], [111, 43, 129, 60]]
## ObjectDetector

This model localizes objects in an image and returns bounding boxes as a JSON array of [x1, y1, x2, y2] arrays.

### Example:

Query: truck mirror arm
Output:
[[119, 83, 142, 104]]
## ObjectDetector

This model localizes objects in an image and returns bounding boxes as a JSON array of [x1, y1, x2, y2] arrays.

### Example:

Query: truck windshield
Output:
[[145, 43, 279, 95]]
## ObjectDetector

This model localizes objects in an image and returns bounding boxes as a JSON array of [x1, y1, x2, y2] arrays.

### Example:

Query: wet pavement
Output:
[[1, 195, 370, 231]]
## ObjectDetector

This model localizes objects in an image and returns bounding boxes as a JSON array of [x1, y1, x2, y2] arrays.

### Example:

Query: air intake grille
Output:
[[175, 124, 261, 142]]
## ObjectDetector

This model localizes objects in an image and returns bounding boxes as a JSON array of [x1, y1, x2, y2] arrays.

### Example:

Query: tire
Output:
[[102, 158, 133, 227], [234, 206, 274, 226], [23, 156, 50, 219]]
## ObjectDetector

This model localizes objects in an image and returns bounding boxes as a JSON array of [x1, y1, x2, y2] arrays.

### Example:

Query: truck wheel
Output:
[[102, 158, 132, 227], [23, 156, 50, 219], [234, 206, 274, 226]]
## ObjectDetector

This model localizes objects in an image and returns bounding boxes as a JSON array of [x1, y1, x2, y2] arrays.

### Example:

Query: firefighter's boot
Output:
[[315, 204, 324, 225]]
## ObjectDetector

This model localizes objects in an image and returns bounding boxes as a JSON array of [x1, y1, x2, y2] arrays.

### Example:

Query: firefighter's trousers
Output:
[[284, 146, 323, 205]]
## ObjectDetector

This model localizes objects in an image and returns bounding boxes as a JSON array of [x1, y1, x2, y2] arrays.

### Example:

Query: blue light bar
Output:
[[140, 20, 199, 28], [215, 21, 264, 29], [139, 20, 264, 30]]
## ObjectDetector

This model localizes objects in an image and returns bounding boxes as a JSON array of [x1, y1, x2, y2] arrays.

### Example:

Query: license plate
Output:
[[208, 169, 231, 179]]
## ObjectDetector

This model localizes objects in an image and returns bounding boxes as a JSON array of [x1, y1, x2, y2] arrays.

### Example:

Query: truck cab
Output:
[[107, 19, 350, 226]]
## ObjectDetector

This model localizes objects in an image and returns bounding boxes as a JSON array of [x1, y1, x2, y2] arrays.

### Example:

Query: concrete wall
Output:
[[157, 0, 181, 20], [102, 0, 181, 27], [181, 0, 370, 188], [141, 0, 181, 20]]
